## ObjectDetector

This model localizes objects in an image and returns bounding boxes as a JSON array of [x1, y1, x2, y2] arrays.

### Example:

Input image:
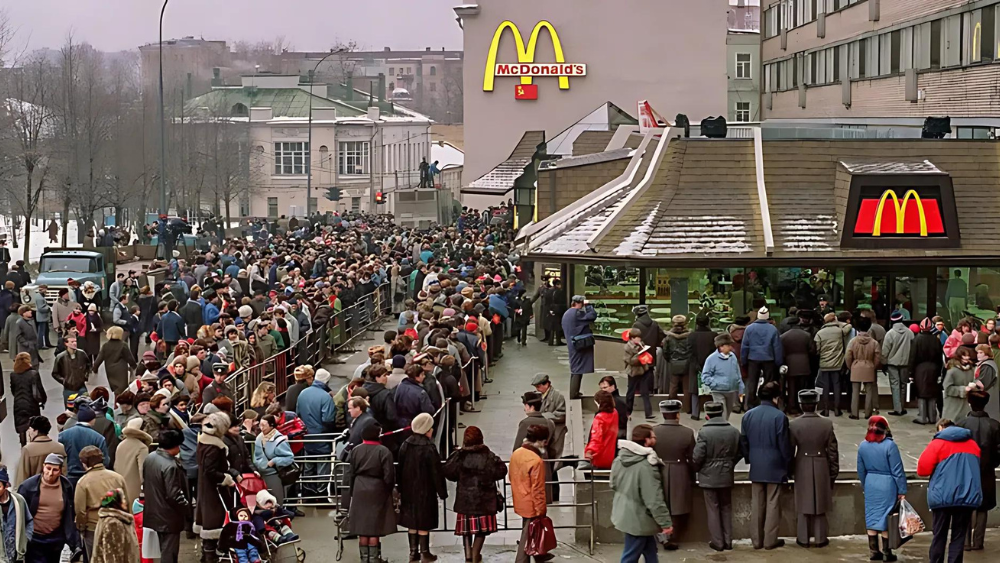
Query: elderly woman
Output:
[[252, 414, 295, 504], [93, 326, 137, 395], [89, 488, 140, 563], [857, 415, 907, 561], [195, 412, 237, 560], [347, 422, 396, 563], [397, 412, 447, 561]]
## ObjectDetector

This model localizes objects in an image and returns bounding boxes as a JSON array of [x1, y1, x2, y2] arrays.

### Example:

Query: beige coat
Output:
[[115, 427, 151, 506], [846, 332, 881, 383], [75, 465, 128, 532], [14, 436, 66, 486]]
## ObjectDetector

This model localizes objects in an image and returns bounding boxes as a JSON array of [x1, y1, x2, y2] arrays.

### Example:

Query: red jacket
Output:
[[585, 410, 619, 469]]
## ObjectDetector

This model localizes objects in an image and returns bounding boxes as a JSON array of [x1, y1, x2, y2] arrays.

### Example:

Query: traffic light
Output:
[[375, 191, 385, 204], [325, 187, 341, 201]]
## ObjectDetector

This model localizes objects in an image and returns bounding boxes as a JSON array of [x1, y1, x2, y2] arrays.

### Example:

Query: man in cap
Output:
[[740, 381, 792, 550], [561, 295, 597, 400], [57, 407, 109, 487], [881, 309, 914, 416], [74, 446, 126, 557], [650, 400, 696, 550], [532, 373, 567, 501], [16, 416, 66, 486], [201, 363, 234, 405], [0, 465, 31, 563], [701, 333, 742, 421], [692, 402, 742, 551], [18, 453, 78, 562], [513, 392, 555, 456], [632, 305, 665, 351], [815, 294, 834, 318], [740, 307, 783, 411], [814, 312, 852, 417], [788, 389, 839, 548]]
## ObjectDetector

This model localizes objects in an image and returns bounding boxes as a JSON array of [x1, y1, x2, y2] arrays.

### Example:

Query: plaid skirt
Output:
[[454, 514, 498, 536]]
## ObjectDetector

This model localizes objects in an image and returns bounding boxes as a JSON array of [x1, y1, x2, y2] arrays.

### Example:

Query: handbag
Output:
[[276, 462, 301, 486], [571, 334, 595, 351], [524, 515, 557, 556]]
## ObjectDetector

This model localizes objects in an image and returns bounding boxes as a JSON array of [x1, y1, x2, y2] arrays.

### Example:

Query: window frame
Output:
[[273, 142, 310, 176], [735, 101, 752, 122], [338, 141, 371, 176], [736, 52, 753, 79]]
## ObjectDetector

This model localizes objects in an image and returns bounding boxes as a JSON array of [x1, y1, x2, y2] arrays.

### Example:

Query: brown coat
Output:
[[114, 427, 151, 506], [622, 341, 646, 377], [14, 436, 66, 486], [509, 444, 547, 519], [846, 332, 881, 383], [789, 412, 839, 515], [651, 420, 696, 515], [90, 507, 140, 563], [74, 465, 128, 531]]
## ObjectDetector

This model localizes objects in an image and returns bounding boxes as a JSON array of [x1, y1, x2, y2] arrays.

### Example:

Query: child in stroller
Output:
[[253, 489, 299, 545], [220, 507, 267, 563]]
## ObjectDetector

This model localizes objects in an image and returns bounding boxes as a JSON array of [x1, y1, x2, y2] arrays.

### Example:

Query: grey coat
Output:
[[651, 420, 696, 515], [33, 293, 51, 323], [15, 317, 39, 367], [513, 412, 555, 457], [789, 412, 839, 515], [562, 305, 597, 375], [691, 418, 742, 488], [347, 442, 397, 537], [540, 388, 568, 458], [1, 313, 17, 359]]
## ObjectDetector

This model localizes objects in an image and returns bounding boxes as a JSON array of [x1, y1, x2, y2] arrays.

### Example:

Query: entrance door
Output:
[[847, 268, 935, 328]]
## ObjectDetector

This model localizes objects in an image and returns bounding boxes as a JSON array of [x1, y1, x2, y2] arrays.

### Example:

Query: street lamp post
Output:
[[158, 0, 169, 217], [306, 49, 343, 218]]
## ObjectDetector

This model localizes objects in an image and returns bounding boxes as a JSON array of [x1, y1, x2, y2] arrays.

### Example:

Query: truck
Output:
[[22, 248, 166, 307]]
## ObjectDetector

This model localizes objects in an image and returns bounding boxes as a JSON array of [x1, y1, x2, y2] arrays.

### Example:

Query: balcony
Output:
[[728, 7, 761, 32]]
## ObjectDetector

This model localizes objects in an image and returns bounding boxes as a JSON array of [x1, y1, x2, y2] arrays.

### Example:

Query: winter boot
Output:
[[202, 539, 220, 563], [868, 536, 883, 561], [882, 536, 897, 562], [408, 532, 421, 563], [358, 545, 370, 563], [419, 534, 438, 562], [371, 543, 387, 563]]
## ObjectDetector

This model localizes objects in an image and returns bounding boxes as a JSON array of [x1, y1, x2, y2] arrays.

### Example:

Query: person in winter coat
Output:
[[510, 424, 549, 563], [15, 417, 66, 486], [141, 429, 190, 563], [88, 489, 140, 563], [943, 348, 976, 424], [957, 391, 1000, 550], [252, 415, 295, 504], [362, 369, 398, 433], [913, 318, 945, 425], [347, 423, 396, 563], [394, 364, 436, 430], [114, 419, 150, 507], [631, 305, 665, 350], [397, 413, 447, 562], [789, 389, 839, 548], [662, 315, 692, 411], [561, 295, 597, 400], [692, 402, 742, 551], [974, 345, 999, 420], [18, 454, 79, 563], [295, 368, 335, 498], [622, 328, 654, 420], [701, 334, 742, 420], [610, 424, 673, 562], [59, 408, 109, 487], [75, 446, 127, 557], [917, 420, 983, 562], [10, 353, 45, 446], [944, 319, 973, 360], [598, 376, 629, 440], [740, 381, 791, 550], [857, 415, 907, 561], [686, 315, 717, 419], [442, 426, 507, 562], [345, 397, 378, 453], [92, 327, 137, 395], [780, 315, 816, 415], [15, 306, 40, 368], [813, 313, 851, 416], [740, 307, 783, 411], [651, 400, 695, 550], [847, 316, 882, 420], [51, 335, 92, 406], [33, 286, 52, 349], [82, 305, 103, 362], [195, 412, 237, 563], [583, 391, 618, 470], [881, 310, 914, 416]]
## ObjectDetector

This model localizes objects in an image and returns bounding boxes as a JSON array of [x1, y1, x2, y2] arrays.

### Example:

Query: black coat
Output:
[[363, 381, 398, 431], [10, 368, 44, 432], [137, 296, 157, 334], [959, 411, 1000, 511], [442, 445, 508, 516], [142, 449, 191, 533], [347, 442, 397, 537], [179, 300, 204, 339], [688, 326, 718, 386], [780, 327, 816, 377], [396, 434, 447, 530], [224, 432, 254, 479], [911, 332, 944, 399], [195, 436, 233, 538]]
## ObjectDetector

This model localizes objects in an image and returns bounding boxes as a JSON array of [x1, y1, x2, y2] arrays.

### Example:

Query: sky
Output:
[[5, 0, 464, 53]]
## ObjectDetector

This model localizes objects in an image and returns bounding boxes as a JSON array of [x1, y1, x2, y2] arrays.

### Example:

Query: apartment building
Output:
[[729, 0, 762, 122], [761, 0, 1000, 137]]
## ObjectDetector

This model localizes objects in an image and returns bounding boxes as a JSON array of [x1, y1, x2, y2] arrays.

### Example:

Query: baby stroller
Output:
[[220, 474, 306, 563]]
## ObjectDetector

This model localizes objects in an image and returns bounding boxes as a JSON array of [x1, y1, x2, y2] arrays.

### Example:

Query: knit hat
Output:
[[238, 305, 253, 318], [0, 467, 9, 485], [187, 356, 201, 371], [920, 318, 933, 332], [890, 310, 904, 322], [461, 287, 474, 298], [442, 308, 456, 318], [256, 489, 277, 508], [77, 407, 96, 423], [392, 355, 406, 369], [757, 306, 770, 320], [43, 453, 65, 466], [315, 368, 332, 385], [411, 412, 434, 435]]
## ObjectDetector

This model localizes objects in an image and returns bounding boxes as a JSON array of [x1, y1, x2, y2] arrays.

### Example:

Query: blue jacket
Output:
[[156, 311, 186, 342], [740, 319, 783, 365], [17, 474, 76, 547], [57, 424, 109, 482], [180, 423, 200, 479], [918, 426, 983, 510], [203, 302, 220, 326], [394, 377, 436, 429], [225, 264, 240, 278], [702, 351, 742, 393], [295, 380, 336, 436], [252, 432, 295, 477], [739, 400, 792, 483], [858, 438, 908, 531]]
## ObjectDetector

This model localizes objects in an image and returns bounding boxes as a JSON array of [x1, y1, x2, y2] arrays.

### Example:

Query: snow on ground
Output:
[[8, 220, 83, 265]]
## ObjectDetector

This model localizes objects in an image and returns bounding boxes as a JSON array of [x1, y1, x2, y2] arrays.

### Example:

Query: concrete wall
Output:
[[461, 0, 729, 185], [727, 32, 762, 122]]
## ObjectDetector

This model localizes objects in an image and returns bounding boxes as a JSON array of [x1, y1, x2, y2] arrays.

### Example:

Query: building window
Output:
[[429, 82, 437, 92], [736, 53, 752, 79], [735, 102, 751, 122], [339, 141, 370, 175], [273, 142, 309, 175], [267, 197, 278, 219], [231, 103, 248, 117], [389, 67, 394, 75], [351, 197, 361, 211], [429, 66, 436, 76]]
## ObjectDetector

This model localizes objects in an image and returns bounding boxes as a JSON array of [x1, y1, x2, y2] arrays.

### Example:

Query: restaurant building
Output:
[[516, 128, 1000, 339]]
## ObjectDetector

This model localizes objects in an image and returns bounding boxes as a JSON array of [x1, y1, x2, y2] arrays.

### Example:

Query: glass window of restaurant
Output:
[[572, 265, 642, 336], [937, 266, 1000, 331]]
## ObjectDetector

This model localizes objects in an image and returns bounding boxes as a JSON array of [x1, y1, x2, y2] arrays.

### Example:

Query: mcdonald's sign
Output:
[[483, 20, 587, 99], [853, 189, 945, 237], [841, 172, 960, 249]]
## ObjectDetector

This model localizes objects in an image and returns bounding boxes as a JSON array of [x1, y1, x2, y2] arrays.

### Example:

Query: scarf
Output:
[[235, 521, 254, 542]]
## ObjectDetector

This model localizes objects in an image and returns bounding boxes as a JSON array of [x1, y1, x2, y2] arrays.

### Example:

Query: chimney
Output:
[[426, 47, 431, 52], [346, 75, 354, 101], [384, 47, 391, 52], [367, 106, 381, 121], [377, 73, 386, 103]]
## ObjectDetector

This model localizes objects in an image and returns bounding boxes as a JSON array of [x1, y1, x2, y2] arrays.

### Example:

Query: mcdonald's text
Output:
[[494, 63, 587, 77]]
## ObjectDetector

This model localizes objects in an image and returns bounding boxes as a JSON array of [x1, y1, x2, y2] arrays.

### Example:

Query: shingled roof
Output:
[[463, 131, 544, 196]]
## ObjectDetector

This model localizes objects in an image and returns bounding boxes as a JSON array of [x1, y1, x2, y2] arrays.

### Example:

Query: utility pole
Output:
[[306, 48, 344, 218], [158, 0, 173, 260]]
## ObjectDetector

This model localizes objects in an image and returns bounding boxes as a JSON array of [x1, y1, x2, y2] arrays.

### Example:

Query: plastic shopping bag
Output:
[[898, 498, 925, 540]]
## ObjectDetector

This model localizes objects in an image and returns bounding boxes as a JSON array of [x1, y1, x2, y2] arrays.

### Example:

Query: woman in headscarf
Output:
[[913, 317, 945, 425], [857, 415, 907, 562], [83, 303, 103, 361], [975, 344, 999, 420], [89, 488, 140, 563], [943, 347, 976, 424]]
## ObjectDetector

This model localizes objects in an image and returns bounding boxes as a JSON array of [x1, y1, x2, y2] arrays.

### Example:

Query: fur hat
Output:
[[671, 314, 687, 326], [202, 412, 231, 438]]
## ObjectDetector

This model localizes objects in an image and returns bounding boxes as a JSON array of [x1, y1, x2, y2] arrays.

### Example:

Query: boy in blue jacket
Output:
[[702, 333, 743, 420]]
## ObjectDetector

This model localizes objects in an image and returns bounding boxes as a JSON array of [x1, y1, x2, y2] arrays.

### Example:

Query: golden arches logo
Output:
[[483, 20, 572, 92], [872, 189, 928, 237]]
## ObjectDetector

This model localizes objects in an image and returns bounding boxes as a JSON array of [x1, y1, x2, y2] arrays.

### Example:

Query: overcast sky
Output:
[[6, 0, 464, 53]]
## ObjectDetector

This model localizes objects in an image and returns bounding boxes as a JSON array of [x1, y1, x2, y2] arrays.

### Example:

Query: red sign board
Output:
[[514, 84, 538, 100], [853, 189, 945, 237]]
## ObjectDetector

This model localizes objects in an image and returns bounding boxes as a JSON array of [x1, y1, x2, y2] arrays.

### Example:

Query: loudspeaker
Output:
[[921, 116, 951, 139], [701, 116, 728, 139]]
